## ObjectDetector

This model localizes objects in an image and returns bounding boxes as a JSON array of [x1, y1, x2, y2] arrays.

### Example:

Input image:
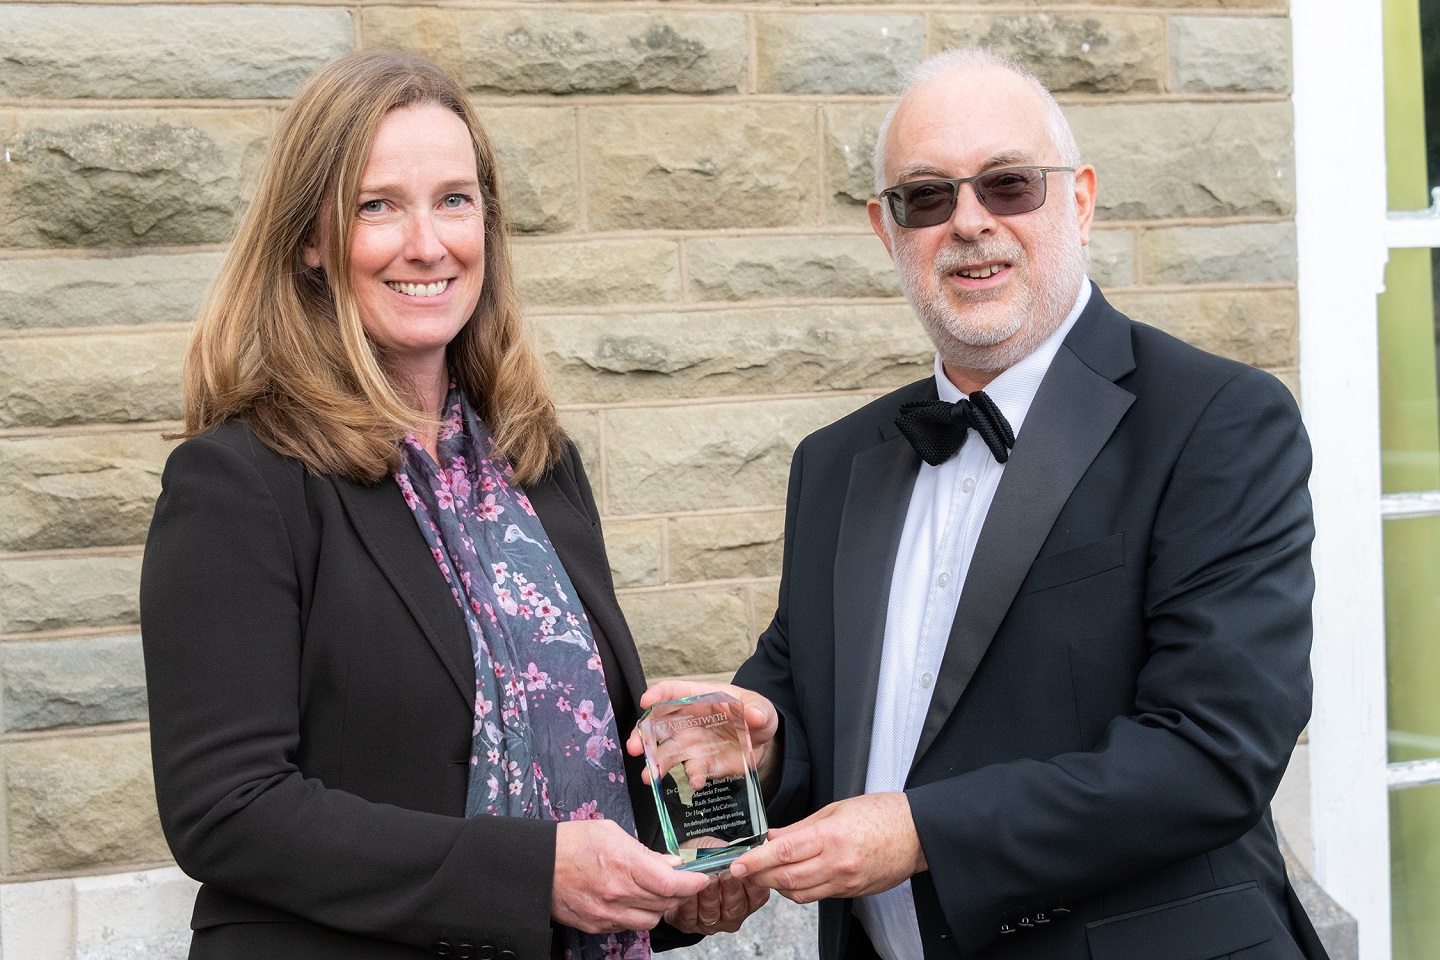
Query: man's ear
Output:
[[1072, 165, 1097, 246], [867, 198, 895, 258]]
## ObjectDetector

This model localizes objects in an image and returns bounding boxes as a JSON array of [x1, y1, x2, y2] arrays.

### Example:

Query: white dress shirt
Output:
[[854, 282, 1091, 960]]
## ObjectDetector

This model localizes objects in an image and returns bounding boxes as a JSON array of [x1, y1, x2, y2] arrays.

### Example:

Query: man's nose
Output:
[[948, 182, 997, 241]]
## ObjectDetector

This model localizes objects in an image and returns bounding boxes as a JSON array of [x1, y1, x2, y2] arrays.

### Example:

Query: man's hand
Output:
[[625, 680, 781, 791], [552, 820, 710, 933], [664, 872, 771, 935], [728, 793, 927, 903]]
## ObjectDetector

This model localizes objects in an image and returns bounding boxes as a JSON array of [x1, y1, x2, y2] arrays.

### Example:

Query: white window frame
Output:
[[1294, 2, 1395, 958]]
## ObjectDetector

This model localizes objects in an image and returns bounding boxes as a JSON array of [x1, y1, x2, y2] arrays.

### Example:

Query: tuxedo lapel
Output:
[[833, 383, 932, 801], [333, 478, 474, 707], [911, 289, 1137, 767]]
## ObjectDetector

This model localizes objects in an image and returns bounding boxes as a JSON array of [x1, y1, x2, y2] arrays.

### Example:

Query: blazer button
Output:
[[433, 942, 454, 957], [1052, 905, 1071, 918], [1018, 916, 1034, 929], [457, 945, 475, 959], [999, 923, 1016, 936], [478, 946, 496, 960], [499, 951, 518, 960], [1032, 911, 1050, 924]]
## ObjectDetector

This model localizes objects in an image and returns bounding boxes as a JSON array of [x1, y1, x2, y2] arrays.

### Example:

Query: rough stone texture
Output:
[[668, 897, 818, 960], [1171, 17, 1292, 94], [0, 329, 186, 428], [751, 581, 781, 638], [558, 411, 601, 477], [476, 106, 578, 235], [1087, 228, 1134, 288], [824, 104, 889, 223], [755, 15, 923, 95], [514, 239, 680, 308], [1139, 222, 1298, 285], [0, 432, 172, 552], [537, 304, 932, 404], [0, 109, 269, 249], [1108, 288, 1298, 369], [1070, 102, 1295, 221], [2, 635, 147, 731], [365, 8, 745, 95], [931, 13, 1167, 94], [0, 554, 141, 635], [669, 510, 785, 583], [0, 252, 222, 331], [604, 396, 869, 515], [619, 587, 751, 676], [0, 6, 353, 100], [586, 105, 817, 231], [603, 518, 663, 588], [686, 234, 899, 302], [5, 732, 169, 874]]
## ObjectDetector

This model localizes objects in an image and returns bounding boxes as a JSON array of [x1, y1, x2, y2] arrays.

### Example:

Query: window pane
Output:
[[1386, 0, 1440, 209], [1392, 784, 1440, 960], [1379, 249, 1440, 494], [1386, 514, 1440, 763]]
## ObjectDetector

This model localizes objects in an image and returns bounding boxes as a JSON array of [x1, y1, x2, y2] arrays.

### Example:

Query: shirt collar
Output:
[[933, 280, 1091, 438]]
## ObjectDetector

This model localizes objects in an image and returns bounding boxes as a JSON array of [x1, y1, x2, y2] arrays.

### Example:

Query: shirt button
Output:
[[920, 671, 934, 688], [961, 477, 976, 493], [937, 571, 951, 588]]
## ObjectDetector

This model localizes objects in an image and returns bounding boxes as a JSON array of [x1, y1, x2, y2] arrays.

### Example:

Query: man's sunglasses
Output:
[[878, 166, 1076, 228]]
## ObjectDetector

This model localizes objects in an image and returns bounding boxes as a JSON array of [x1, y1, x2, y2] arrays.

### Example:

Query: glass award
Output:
[[636, 692, 768, 874]]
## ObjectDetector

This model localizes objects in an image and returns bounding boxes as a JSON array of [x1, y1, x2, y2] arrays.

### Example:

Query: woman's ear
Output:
[[302, 243, 323, 270]]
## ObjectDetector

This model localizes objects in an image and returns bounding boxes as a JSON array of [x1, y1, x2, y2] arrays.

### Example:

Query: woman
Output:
[[140, 49, 760, 959]]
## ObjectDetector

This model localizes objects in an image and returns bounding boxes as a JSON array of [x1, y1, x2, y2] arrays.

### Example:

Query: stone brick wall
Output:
[[0, 0, 1293, 909]]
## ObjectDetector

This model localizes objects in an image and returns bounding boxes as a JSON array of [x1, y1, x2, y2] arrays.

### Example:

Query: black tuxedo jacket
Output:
[[734, 285, 1327, 960], [141, 421, 675, 959]]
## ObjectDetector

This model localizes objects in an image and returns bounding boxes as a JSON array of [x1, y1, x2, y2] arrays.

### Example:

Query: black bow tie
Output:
[[895, 390, 1015, 466]]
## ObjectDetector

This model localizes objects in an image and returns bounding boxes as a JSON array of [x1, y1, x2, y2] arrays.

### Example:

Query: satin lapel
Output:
[[526, 470, 647, 710], [910, 337, 1136, 768], [332, 478, 473, 706], [833, 433, 924, 802]]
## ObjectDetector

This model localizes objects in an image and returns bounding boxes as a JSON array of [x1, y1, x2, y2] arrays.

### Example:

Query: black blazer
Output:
[[735, 285, 1328, 960], [141, 421, 672, 959]]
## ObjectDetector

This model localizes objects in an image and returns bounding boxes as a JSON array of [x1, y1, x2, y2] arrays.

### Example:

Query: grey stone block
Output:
[[756, 15, 923, 95], [2, 635, 148, 731], [0, 5, 354, 99]]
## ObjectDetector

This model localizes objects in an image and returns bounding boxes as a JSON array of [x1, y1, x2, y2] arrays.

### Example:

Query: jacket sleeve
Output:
[[140, 431, 557, 957], [906, 368, 1315, 951]]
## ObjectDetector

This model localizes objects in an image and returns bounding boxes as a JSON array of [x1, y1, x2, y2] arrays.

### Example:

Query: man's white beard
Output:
[[893, 232, 1088, 376]]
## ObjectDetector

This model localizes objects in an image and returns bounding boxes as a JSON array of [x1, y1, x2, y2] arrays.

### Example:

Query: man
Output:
[[637, 49, 1326, 960]]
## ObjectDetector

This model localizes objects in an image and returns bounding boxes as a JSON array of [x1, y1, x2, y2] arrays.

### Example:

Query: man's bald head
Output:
[[872, 50, 1081, 197]]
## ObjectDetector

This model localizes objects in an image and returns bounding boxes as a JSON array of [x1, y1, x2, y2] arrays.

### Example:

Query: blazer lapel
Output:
[[833, 382, 932, 801], [333, 478, 474, 707], [911, 288, 1137, 767]]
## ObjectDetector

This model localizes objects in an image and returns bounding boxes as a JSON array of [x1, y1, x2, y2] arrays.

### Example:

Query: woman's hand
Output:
[[664, 873, 771, 935], [552, 820, 710, 933]]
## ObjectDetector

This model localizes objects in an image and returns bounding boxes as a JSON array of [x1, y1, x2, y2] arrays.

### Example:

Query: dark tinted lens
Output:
[[894, 180, 958, 228], [974, 168, 1046, 215]]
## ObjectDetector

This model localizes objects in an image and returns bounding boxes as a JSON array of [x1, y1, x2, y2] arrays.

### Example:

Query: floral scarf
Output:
[[396, 384, 649, 960]]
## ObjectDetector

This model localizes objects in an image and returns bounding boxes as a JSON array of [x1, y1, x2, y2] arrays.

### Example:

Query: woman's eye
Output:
[[441, 194, 470, 209], [358, 199, 385, 215]]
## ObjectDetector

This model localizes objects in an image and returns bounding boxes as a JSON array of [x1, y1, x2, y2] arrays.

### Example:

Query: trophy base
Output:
[[675, 834, 768, 875]]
